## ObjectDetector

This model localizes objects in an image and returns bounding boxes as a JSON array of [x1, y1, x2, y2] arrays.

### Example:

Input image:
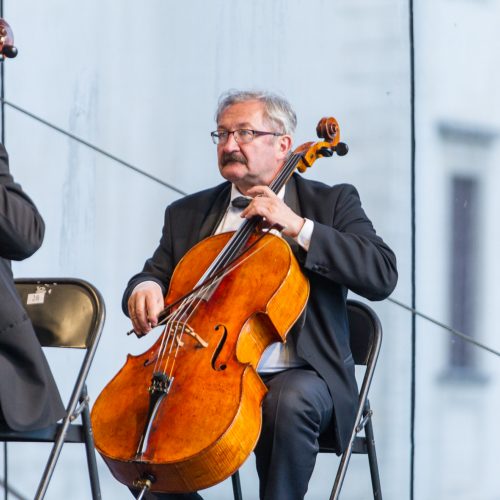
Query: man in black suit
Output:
[[0, 144, 64, 431], [124, 90, 397, 500]]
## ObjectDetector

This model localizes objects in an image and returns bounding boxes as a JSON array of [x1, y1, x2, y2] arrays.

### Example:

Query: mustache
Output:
[[221, 152, 247, 167]]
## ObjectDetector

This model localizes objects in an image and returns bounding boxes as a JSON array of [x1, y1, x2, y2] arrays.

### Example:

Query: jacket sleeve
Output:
[[303, 183, 398, 301], [122, 205, 174, 315], [0, 144, 45, 261]]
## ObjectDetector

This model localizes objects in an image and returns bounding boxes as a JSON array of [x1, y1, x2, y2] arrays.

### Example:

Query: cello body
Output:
[[91, 231, 309, 492]]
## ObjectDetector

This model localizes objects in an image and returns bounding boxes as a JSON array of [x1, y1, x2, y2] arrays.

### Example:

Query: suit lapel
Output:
[[198, 182, 232, 241], [283, 175, 302, 257], [196, 176, 304, 251]]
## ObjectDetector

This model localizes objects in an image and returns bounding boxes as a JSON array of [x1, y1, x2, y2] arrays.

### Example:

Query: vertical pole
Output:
[[0, 3, 8, 494], [0, 0, 5, 145], [0, 6, 9, 498], [408, 0, 417, 499], [3, 441, 7, 500]]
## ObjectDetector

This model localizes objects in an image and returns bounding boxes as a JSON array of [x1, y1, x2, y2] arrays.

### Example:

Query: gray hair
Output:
[[215, 89, 297, 136]]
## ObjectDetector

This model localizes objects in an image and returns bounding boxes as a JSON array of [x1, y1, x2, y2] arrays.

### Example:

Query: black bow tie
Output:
[[231, 196, 252, 209]]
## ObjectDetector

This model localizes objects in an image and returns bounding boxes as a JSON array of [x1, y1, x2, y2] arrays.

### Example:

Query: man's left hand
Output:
[[241, 186, 305, 238]]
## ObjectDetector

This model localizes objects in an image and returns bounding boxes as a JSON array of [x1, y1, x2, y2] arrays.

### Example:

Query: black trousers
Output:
[[131, 368, 333, 500]]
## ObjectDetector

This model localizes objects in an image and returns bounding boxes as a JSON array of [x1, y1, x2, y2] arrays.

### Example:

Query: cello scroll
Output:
[[294, 116, 348, 173], [0, 18, 18, 59]]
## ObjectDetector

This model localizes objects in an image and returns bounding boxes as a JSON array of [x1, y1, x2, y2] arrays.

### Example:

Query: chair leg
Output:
[[330, 441, 354, 500], [3, 442, 7, 500], [330, 399, 382, 500], [80, 387, 102, 500], [363, 404, 382, 499], [34, 430, 68, 498], [231, 471, 243, 500], [34, 386, 100, 500]]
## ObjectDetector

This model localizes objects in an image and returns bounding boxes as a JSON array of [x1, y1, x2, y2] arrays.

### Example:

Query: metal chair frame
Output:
[[0, 278, 105, 500], [230, 298, 383, 500]]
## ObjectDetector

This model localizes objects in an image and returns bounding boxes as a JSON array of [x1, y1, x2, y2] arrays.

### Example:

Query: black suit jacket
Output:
[[0, 144, 65, 431], [123, 174, 397, 452]]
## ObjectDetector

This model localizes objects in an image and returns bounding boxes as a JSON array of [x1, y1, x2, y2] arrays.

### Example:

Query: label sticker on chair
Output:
[[27, 286, 47, 305]]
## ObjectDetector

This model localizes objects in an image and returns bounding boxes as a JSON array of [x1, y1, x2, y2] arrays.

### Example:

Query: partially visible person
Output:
[[0, 143, 64, 431]]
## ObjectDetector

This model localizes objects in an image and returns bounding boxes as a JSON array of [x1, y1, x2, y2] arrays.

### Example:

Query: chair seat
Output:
[[0, 422, 85, 443], [319, 435, 367, 455]]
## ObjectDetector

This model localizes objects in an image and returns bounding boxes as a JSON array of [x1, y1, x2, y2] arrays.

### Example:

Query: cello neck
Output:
[[268, 152, 302, 194], [197, 152, 303, 286]]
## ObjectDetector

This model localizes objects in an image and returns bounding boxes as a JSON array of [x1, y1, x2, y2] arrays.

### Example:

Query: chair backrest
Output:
[[14, 278, 105, 349], [346, 299, 383, 367], [7, 278, 105, 499]]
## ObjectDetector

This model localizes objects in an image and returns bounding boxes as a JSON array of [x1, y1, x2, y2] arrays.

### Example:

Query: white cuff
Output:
[[294, 218, 314, 251]]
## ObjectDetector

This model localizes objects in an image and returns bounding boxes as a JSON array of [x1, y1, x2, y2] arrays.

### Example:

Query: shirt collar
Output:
[[229, 184, 285, 203]]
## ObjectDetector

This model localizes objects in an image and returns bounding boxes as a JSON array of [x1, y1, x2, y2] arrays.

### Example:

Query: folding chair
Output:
[[0, 278, 105, 500], [230, 298, 383, 500], [319, 299, 383, 499]]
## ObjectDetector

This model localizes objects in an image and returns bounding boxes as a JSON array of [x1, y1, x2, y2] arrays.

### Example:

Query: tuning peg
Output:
[[317, 147, 334, 158], [334, 142, 348, 156], [2, 45, 18, 58]]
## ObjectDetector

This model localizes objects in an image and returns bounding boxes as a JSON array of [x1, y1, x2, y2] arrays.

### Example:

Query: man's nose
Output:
[[222, 132, 240, 151]]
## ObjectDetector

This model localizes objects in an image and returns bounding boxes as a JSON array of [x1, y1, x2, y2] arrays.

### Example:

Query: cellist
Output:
[[123, 90, 398, 500]]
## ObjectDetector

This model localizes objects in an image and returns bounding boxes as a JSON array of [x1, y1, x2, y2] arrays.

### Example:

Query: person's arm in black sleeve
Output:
[[0, 144, 45, 261], [304, 184, 398, 301], [122, 205, 178, 334]]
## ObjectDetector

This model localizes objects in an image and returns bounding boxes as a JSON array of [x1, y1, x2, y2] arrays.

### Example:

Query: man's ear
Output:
[[278, 134, 293, 158]]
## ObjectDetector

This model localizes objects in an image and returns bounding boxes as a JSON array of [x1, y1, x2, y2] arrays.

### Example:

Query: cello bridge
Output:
[[168, 321, 208, 348]]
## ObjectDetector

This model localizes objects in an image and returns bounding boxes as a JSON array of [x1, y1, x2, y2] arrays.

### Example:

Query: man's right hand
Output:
[[127, 281, 164, 336]]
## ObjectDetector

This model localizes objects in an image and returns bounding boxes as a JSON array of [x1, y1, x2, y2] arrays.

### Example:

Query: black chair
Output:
[[320, 299, 383, 499], [230, 298, 383, 500], [0, 278, 105, 500]]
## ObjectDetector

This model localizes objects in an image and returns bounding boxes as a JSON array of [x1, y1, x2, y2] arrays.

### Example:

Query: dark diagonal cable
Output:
[[0, 97, 187, 196], [0, 480, 28, 500], [389, 297, 500, 357]]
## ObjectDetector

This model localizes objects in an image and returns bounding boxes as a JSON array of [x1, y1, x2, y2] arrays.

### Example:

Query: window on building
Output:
[[448, 175, 478, 371]]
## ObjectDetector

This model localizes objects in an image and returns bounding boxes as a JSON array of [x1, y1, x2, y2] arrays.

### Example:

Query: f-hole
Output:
[[211, 324, 228, 371]]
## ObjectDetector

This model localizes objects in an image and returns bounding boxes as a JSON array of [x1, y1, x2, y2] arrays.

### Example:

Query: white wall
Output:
[[4, 1, 476, 499]]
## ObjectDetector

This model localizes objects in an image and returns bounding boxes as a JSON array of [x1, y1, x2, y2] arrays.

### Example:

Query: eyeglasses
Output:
[[210, 129, 283, 145]]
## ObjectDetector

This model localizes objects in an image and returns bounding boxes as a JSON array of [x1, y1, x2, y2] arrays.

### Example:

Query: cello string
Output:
[[156, 225, 281, 337], [145, 213, 291, 370], [205, 153, 301, 278], [155, 233, 280, 377], [152, 216, 294, 373], [160, 235, 278, 375], [162, 294, 202, 371], [155, 281, 222, 374], [153, 270, 215, 374], [154, 293, 200, 374], [150, 152, 303, 376], [150, 151, 302, 374], [201, 152, 300, 279], [149, 225, 278, 333], [269, 153, 301, 192]]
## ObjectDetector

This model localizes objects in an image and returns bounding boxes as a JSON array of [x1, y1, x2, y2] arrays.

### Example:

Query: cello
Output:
[[0, 18, 18, 59], [91, 117, 348, 495]]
